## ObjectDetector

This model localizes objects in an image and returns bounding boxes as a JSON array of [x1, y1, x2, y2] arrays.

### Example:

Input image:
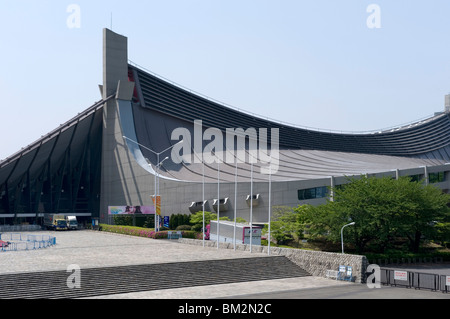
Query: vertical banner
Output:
[[152, 196, 161, 216], [163, 216, 170, 228]]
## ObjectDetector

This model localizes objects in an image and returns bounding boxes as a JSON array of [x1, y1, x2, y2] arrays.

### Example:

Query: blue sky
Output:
[[1, 1, 450, 160]]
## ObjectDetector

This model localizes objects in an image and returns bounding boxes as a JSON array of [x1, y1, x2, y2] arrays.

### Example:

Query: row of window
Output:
[[409, 172, 445, 183], [298, 186, 328, 201], [297, 172, 447, 201], [429, 172, 445, 184]]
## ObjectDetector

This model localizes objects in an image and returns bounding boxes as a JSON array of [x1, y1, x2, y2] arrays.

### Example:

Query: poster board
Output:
[[108, 206, 156, 215]]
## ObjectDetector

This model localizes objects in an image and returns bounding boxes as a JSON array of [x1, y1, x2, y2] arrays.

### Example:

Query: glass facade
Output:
[[298, 186, 329, 201], [429, 172, 445, 184]]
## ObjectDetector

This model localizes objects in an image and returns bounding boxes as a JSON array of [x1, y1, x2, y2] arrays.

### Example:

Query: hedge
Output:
[[99, 224, 201, 240]]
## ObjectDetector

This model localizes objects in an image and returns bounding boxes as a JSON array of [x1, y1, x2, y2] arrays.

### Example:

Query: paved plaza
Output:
[[0, 230, 273, 274], [0, 230, 448, 299]]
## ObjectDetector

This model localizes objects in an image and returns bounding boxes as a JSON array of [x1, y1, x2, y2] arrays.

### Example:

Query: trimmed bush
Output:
[[176, 225, 192, 231], [99, 224, 200, 240]]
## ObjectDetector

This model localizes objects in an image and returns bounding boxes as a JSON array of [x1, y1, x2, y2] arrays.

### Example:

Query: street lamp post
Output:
[[154, 156, 169, 231], [217, 160, 220, 250], [268, 166, 272, 256], [123, 136, 182, 232], [341, 222, 355, 254]]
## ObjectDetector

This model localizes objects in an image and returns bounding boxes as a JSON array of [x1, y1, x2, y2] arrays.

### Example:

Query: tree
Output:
[[267, 206, 305, 246], [309, 175, 450, 254], [397, 180, 450, 252], [189, 211, 230, 231]]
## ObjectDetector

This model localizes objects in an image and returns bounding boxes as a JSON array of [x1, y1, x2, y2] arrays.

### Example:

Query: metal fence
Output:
[[0, 225, 42, 232], [380, 268, 449, 293], [0, 233, 56, 252]]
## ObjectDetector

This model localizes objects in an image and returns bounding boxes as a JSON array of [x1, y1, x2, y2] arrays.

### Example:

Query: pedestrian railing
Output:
[[380, 268, 449, 293], [0, 225, 42, 232]]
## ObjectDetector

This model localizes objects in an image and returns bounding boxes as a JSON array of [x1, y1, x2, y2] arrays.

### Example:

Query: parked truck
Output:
[[43, 214, 68, 231], [66, 216, 78, 230]]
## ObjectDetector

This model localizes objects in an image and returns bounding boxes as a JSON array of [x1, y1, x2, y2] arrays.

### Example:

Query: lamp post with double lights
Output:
[[122, 136, 182, 231]]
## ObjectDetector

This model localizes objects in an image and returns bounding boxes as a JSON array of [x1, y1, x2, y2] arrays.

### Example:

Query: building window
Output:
[[408, 174, 422, 183], [298, 186, 328, 201], [429, 172, 445, 184]]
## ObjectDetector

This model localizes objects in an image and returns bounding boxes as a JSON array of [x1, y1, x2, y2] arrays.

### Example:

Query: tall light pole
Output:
[[233, 157, 238, 251], [217, 160, 220, 250], [249, 160, 253, 253], [202, 155, 205, 247], [268, 166, 272, 256], [123, 136, 182, 232], [341, 222, 355, 254], [154, 156, 169, 231]]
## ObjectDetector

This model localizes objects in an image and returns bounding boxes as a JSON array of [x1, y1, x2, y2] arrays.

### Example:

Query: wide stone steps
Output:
[[0, 256, 310, 299]]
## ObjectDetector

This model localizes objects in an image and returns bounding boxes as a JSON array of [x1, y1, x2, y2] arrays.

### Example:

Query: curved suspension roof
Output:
[[130, 65, 450, 159], [127, 65, 450, 183]]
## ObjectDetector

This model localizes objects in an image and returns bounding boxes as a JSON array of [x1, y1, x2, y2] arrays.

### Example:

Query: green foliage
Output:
[[113, 215, 133, 226], [264, 206, 306, 246], [189, 211, 232, 231], [100, 224, 200, 239], [308, 175, 450, 254], [176, 225, 192, 231], [113, 215, 155, 228], [169, 214, 192, 230]]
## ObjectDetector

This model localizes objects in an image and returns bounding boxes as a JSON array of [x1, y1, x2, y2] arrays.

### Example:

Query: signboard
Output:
[[346, 266, 353, 277], [243, 227, 262, 245], [163, 216, 170, 228], [394, 271, 408, 281], [108, 206, 155, 215], [446, 276, 450, 287]]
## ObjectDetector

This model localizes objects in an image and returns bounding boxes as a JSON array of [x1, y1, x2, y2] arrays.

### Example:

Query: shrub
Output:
[[99, 224, 199, 240], [176, 225, 192, 231], [169, 214, 192, 230]]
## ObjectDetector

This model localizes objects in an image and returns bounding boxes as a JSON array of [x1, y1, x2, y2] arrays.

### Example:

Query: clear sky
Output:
[[1, 1, 450, 160]]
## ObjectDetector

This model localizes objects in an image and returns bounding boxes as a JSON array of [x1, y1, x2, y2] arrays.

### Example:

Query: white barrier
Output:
[[0, 233, 56, 252]]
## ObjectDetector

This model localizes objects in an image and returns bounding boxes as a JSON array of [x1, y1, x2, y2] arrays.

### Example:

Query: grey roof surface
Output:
[[157, 148, 446, 183]]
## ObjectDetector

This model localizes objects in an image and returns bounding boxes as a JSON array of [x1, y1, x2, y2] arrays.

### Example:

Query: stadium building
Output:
[[1, 29, 450, 227]]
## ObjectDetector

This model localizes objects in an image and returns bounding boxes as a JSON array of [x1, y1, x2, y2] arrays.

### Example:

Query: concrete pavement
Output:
[[0, 230, 448, 300]]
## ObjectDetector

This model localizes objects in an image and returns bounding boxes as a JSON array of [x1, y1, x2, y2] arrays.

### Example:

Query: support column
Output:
[[99, 29, 152, 223]]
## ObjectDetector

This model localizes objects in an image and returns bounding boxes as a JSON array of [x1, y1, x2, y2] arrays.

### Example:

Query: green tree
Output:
[[309, 175, 450, 254], [189, 211, 230, 231], [397, 180, 450, 252], [267, 206, 305, 246]]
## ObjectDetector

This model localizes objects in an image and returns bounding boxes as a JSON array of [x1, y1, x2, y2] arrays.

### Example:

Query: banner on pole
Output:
[[152, 196, 161, 216]]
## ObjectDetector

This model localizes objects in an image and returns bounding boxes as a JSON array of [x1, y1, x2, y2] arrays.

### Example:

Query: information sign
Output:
[[394, 271, 408, 281]]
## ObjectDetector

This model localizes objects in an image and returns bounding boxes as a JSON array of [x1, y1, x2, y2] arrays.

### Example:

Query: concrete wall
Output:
[[179, 238, 369, 283]]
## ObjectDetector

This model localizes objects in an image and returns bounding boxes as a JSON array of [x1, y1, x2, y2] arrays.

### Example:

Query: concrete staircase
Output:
[[0, 256, 310, 299]]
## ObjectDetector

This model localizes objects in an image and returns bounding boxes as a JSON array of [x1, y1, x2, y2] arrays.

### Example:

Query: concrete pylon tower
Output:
[[99, 29, 149, 223], [445, 94, 450, 113]]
